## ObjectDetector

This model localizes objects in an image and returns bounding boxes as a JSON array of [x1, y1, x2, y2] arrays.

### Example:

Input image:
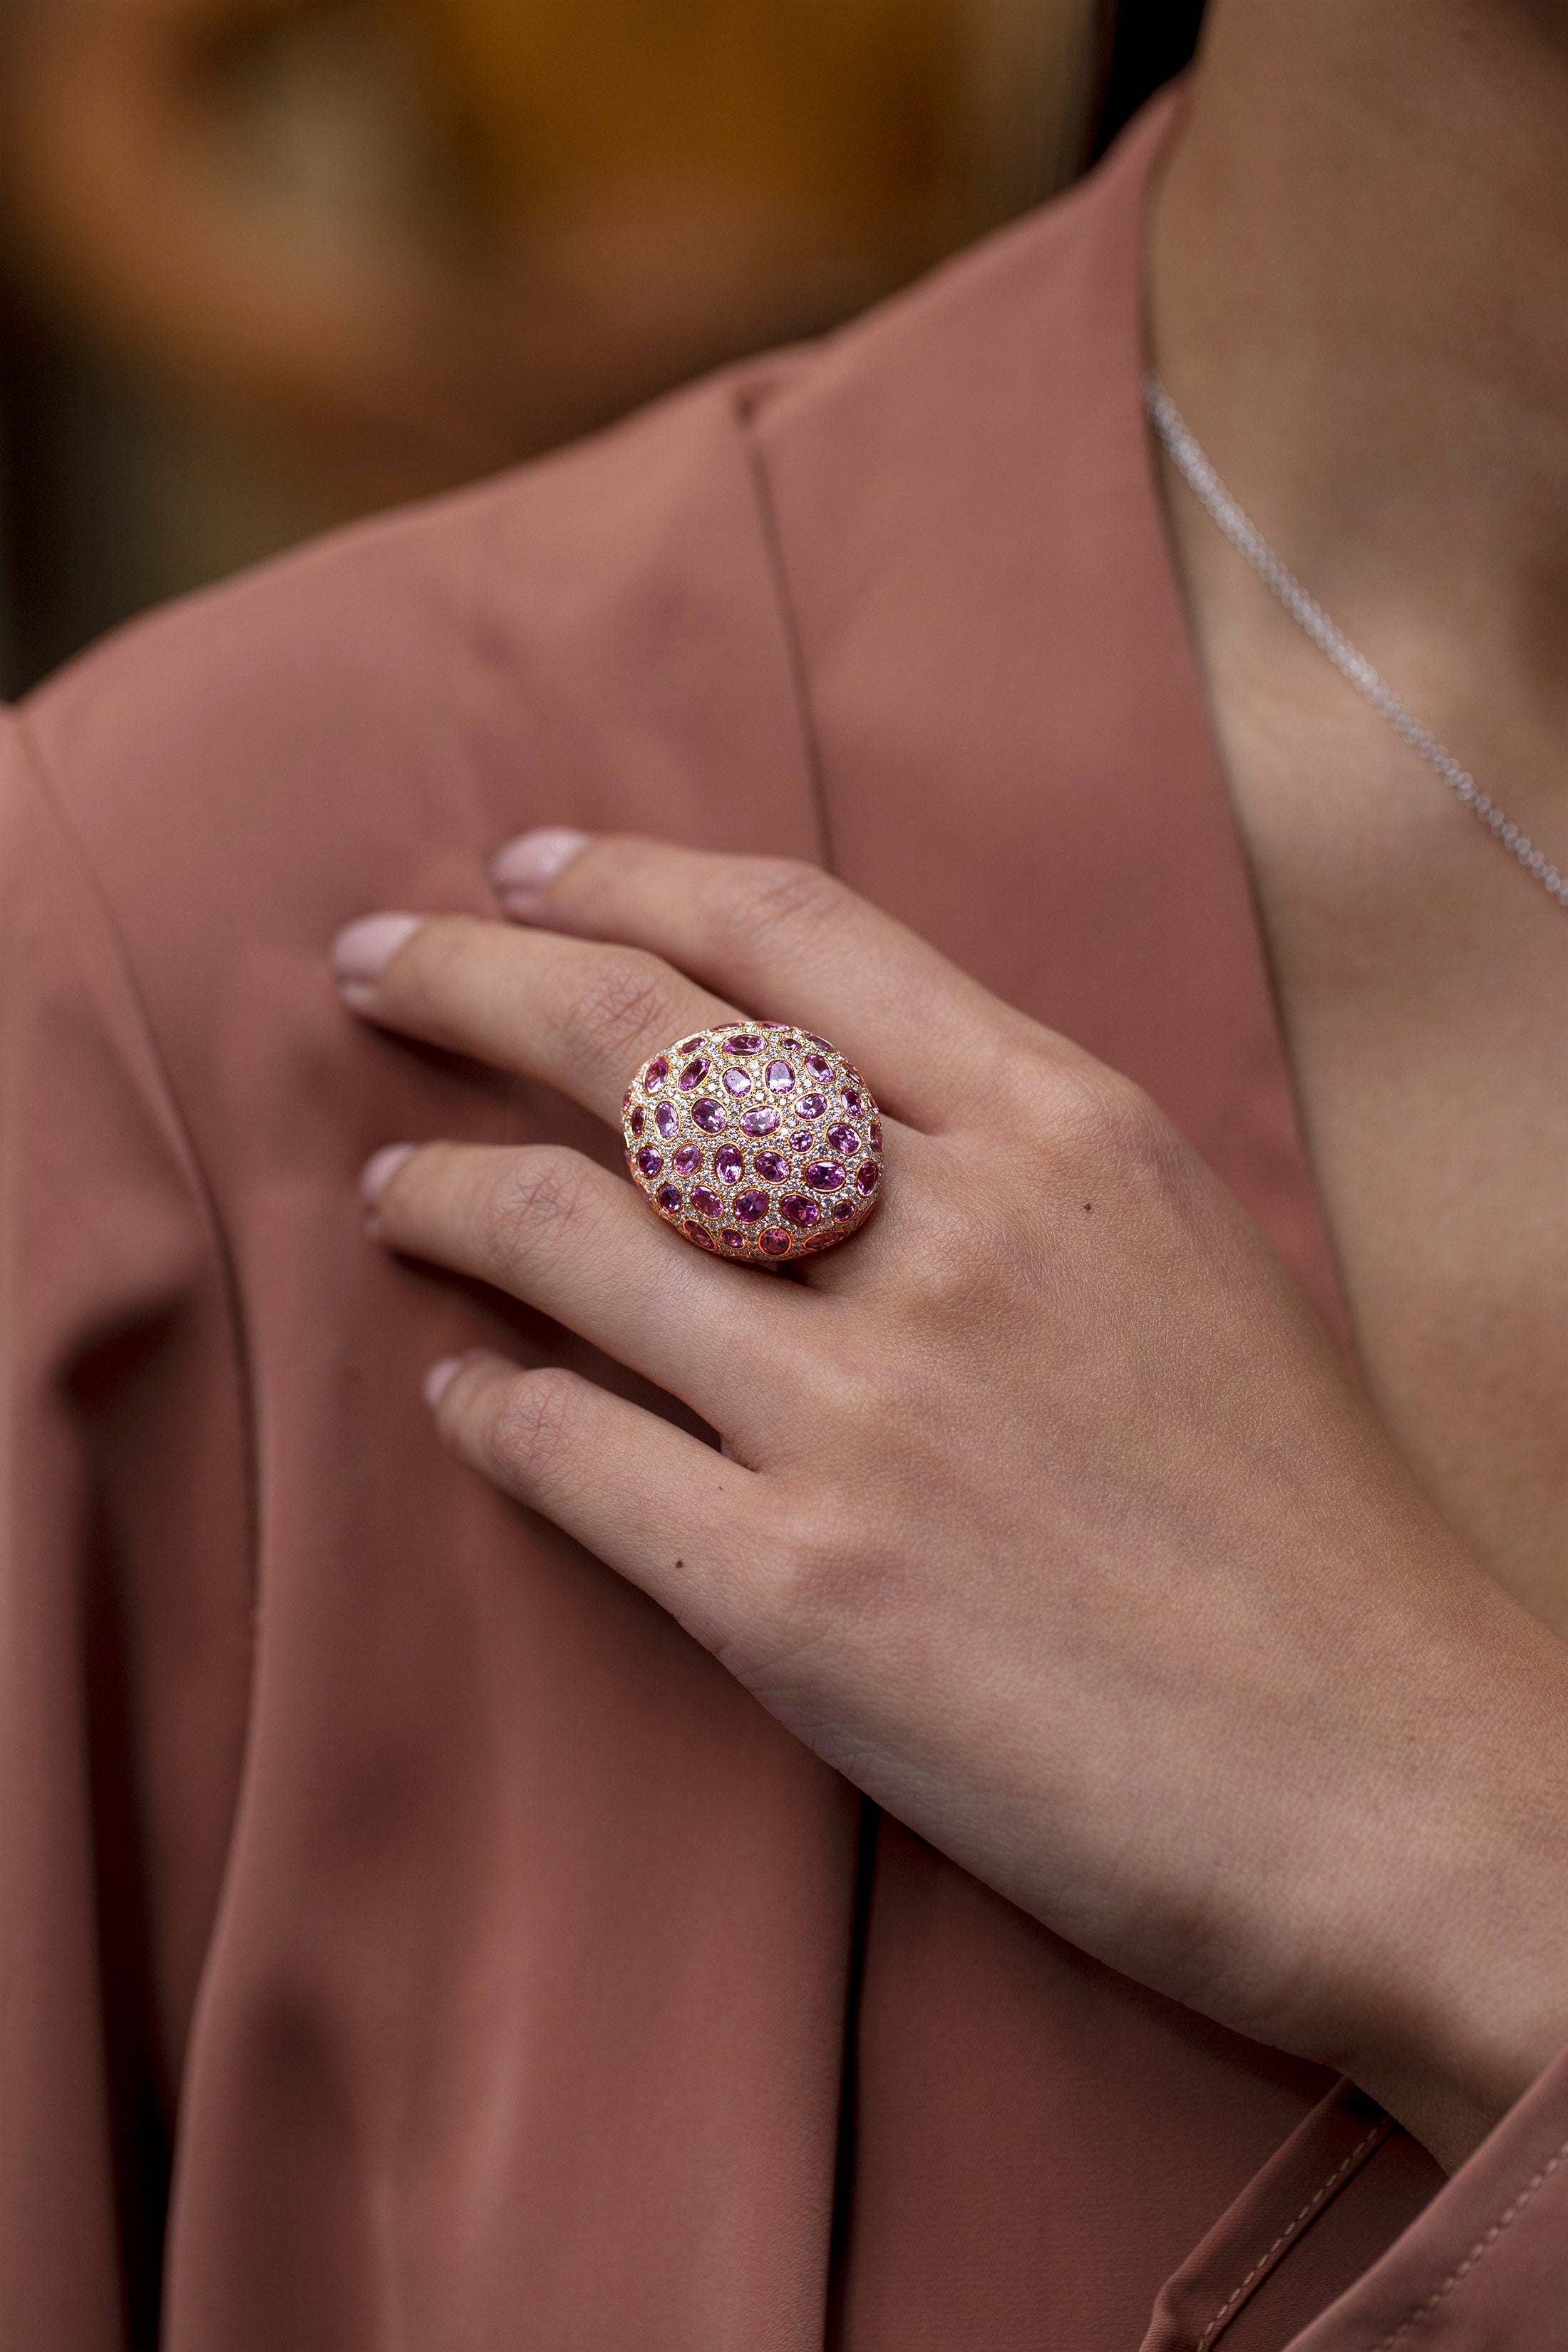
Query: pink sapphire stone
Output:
[[677, 1037, 703, 1053], [656, 1183, 681, 1212], [765, 1061, 795, 1093], [754, 1150, 788, 1182], [805, 1053, 830, 1077], [788, 1128, 814, 1150], [674, 1143, 702, 1176], [855, 1161, 878, 1195], [716, 1143, 744, 1185], [805, 1162, 845, 1191], [799, 1093, 827, 1118], [655, 1102, 678, 1139], [691, 1185, 723, 1219], [827, 1123, 857, 1154], [722, 1067, 752, 1095], [679, 1056, 710, 1090], [684, 1221, 717, 1249], [646, 1058, 669, 1087], [629, 1106, 645, 1135], [759, 1227, 790, 1256], [741, 1105, 781, 1136], [692, 1098, 726, 1133], [869, 1120, 883, 1151], [735, 1189, 768, 1221], [721, 1229, 744, 1249], [636, 1146, 662, 1178], [780, 1194, 821, 1227], [725, 1033, 763, 1053], [832, 1200, 855, 1220], [843, 1089, 862, 1112]]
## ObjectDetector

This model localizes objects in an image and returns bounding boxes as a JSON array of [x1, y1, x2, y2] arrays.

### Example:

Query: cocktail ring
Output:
[[622, 1023, 883, 1264]]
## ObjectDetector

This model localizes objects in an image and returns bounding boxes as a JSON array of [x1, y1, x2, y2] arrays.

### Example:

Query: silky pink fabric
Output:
[[3, 88, 1564, 2348]]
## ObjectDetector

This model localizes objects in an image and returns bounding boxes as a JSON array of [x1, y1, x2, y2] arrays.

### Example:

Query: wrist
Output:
[[1329, 1676, 1568, 2171]]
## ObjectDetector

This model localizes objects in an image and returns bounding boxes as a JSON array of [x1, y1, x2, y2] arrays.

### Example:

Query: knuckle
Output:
[[484, 1366, 582, 1487], [713, 856, 849, 950], [1035, 1058, 1160, 1163], [551, 949, 687, 1068], [481, 1147, 603, 1268]]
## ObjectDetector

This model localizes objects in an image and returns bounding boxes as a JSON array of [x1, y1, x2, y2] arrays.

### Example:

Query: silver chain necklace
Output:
[[1143, 372, 1568, 912]]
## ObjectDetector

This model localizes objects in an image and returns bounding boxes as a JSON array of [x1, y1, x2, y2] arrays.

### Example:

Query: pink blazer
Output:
[[5, 88, 1567, 2350]]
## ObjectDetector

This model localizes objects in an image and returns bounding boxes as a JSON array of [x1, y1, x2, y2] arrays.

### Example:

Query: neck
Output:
[[1149, 0, 1568, 711]]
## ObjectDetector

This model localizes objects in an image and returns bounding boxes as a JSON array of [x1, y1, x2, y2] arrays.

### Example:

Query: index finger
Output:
[[488, 834, 1038, 1129]]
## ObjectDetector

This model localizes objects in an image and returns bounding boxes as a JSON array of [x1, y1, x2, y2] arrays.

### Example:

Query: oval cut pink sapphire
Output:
[[735, 1189, 768, 1221], [741, 1105, 781, 1136], [869, 1120, 883, 1151], [656, 1183, 681, 1212], [674, 1143, 702, 1175], [684, 1221, 718, 1249], [788, 1128, 814, 1150], [805, 1161, 845, 1190], [629, 1106, 646, 1135], [780, 1193, 821, 1227], [679, 1057, 710, 1090], [832, 1199, 855, 1220], [655, 1102, 678, 1139], [622, 1088, 632, 1112], [691, 1185, 723, 1219], [677, 1037, 704, 1053], [724, 1033, 763, 1053], [827, 1123, 857, 1154], [855, 1161, 878, 1195], [754, 1150, 788, 1182], [805, 1053, 830, 1077], [798, 1093, 827, 1118], [722, 1067, 751, 1096], [721, 1229, 744, 1249], [636, 1147, 662, 1178], [765, 1061, 794, 1093], [692, 1098, 726, 1133], [759, 1227, 790, 1256], [716, 1144, 744, 1185], [645, 1058, 669, 1087], [842, 1089, 862, 1113]]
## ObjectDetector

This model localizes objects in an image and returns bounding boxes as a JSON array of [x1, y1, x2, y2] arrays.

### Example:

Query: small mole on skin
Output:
[[1083, 1202, 1093, 1213]]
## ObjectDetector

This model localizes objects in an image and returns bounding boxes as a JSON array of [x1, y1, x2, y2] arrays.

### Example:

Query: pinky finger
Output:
[[425, 1353, 755, 1656]]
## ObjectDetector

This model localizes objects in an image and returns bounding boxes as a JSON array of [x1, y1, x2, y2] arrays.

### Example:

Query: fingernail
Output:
[[489, 827, 592, 912], [360, 1142, 416, 1209], [423, 1356, 464, 1410], [332, 912, 426, 989]]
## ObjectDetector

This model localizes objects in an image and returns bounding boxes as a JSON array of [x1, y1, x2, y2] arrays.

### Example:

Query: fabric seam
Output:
[[1366, 2133, 1568, 2351], [1197, 2125, 1388, 2348], [733, 398, 837, 880]]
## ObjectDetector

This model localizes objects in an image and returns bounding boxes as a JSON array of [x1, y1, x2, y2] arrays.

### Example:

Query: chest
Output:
[[1208, 634, 1568, 1629]]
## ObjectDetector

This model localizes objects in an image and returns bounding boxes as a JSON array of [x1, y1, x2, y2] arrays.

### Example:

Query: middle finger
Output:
[[334, 911, 739, 1125]]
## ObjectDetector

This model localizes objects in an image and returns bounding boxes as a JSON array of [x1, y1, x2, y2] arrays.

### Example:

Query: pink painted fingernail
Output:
[[423, 1356, 464, 1410], [332, 912, 426, 993], [360, 1142, 416, 1208], [490, 827, 591, 912]]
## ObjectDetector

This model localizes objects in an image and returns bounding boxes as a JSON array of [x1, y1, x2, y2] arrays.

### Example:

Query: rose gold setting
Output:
[[622, 1023, 883, 1264]]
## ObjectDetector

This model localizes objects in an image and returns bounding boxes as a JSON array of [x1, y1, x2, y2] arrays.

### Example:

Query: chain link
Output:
[[1144, 373, 1568, 910]]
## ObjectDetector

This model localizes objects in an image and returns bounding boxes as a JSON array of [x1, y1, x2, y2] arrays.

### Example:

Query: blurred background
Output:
[[0, 0, 1202, 697]]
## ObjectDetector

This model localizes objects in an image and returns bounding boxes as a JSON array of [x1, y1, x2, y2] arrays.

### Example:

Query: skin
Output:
[[1151, 0, 1568, 1634], [334, 0, 1568, 2177], [336, 835, 1568, 2177]]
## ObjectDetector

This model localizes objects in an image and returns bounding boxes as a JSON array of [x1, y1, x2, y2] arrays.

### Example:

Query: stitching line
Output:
[[1368, 2135, 1568, 2351], [1196, 2127, 1388, 2348]]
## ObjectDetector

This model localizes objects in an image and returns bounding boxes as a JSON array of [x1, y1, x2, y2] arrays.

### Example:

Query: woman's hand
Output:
[[334, 830, 1568, 2168]]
